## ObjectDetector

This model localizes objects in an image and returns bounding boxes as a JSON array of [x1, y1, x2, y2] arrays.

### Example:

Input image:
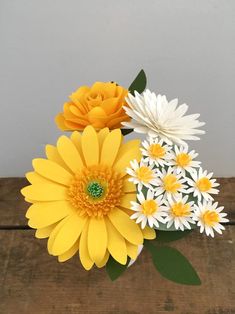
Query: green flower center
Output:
[[86, 181, 104, 199]]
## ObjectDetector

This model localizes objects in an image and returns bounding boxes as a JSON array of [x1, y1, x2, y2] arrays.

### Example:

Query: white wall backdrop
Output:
[[0, 0, 234, 177]]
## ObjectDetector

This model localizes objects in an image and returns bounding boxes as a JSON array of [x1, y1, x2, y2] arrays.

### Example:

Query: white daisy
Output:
[[192, 201, 229, 237], [130, 189, 167, 229], [168, 145, 201, 176], [187, 168, 219, 201], [122, 89, 205, 146], [126, 159, 159, 189], [154, 167, 188, 200], [164, 194, 195, 231], [141, 137, 172, 167]]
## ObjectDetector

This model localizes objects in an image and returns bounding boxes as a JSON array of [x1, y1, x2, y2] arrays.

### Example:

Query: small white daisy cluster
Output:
[[126, 137, 229, 237]]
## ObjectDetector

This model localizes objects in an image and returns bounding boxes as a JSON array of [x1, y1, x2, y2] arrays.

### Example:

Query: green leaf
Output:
[[121, 128, 133, 136], [106, 256, 129, 281], [129, 69, 147, 95], [145, 242, 201, 285], [155, 222, 179, 231], [155, 230, 193, 243], [155, 221, 196, 231]]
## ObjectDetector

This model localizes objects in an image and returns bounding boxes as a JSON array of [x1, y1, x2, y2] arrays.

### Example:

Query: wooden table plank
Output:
[[0, 227, 234, 314], [0, 177, 235, 227], [0, 178, 28, 226]]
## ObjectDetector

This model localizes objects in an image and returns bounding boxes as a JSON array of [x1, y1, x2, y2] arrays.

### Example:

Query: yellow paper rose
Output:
[[55, 82, 130, 130]]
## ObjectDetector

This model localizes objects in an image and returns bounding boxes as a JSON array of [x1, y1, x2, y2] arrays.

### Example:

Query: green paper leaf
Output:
[[106, 256, 129, 281], [121, 128, 133, 136], [155, 222, 179, 231], [129, 69, 147, 95], [155, 230, 193, 243], [155, 222, 196, 232], [145, 242, 201, 285]]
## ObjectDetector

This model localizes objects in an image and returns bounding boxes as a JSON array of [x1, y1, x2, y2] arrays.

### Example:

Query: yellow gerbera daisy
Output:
[[21, 126, 155, 269]]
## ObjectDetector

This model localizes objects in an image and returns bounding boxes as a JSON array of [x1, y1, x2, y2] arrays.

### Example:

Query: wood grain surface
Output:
[[0, 177, 235, 314]]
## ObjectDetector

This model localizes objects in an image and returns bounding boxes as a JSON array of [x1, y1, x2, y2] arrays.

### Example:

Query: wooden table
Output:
[[1, 178, 234, 314]]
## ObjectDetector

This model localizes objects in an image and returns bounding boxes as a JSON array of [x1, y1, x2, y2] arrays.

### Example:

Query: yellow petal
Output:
[[45, 144, 72, 173], [25, 198, 34, 203], [69, 106, 88, 121], [90, 82, 116, 98], [52, 213, 87, 255], [108, 208, 143, 245], [88, 106, 107, 118], [87, 107, 107, 128], [107, 115, 129, 129], [114, 141, 141, 176], [126, 241, 138, 260], [26, 202, 44, 218], [100, 129, 122, 166], [81, 126, 99, 166], [142, 226, 156, 240], [28, 201, 75, 229], [123, 179, 136, 193], [58, 239, 80, 262], [98, 128, 110, 150], [63, 102, 78, 119], [21, 183, 67, 201], [95, 250, 109, 268], [120, 193, 136, 209], [35, 223, 57, 239], [33, 158, 73, 186], [87, 98, 102, 109], [47, 218, 68, 254], [101, 98, 119, 115], [67, 118, 88, 127], [105, 218, 127, 265], [57, 136, 84, 173], [116, 139, 140, 158], [26, 172, 49, 185], [79, 222, 94, 270], [69, 86, 90, 107], [121, 207, 134, 217], [70, 131, 84, 162], [64, 119, 85, 130], [88, 218, 107, 264], [55, 113, 69, 131]]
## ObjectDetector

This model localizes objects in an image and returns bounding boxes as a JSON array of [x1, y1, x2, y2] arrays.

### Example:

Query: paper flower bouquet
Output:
[[21, 70, 228, 284]]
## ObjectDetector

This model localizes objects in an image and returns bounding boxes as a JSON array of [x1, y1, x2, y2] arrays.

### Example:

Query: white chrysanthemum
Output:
[[187, 168, 219, 201], [168, 145, 201, 176], [192, 201, 229, 237], [141, 137, 172, 167], [126, 159, 159, 189], [122, 89, 205, 146], [130, 189, 167, 229], [154, 167, 188, 200], [164, 194, 195, 231]]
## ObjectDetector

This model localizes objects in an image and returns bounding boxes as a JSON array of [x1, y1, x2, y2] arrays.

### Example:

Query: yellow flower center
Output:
[[148, 144, 165, 159], [136, 166, 153, 183], [142, 200, 158, 215], [202, 210, 219, 226], [196, 177, 212, 192], [176, 153, 191, 167], [163, 174, 181, 193], [171, 202, 190, 217], [68, 165, 124, 218]]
